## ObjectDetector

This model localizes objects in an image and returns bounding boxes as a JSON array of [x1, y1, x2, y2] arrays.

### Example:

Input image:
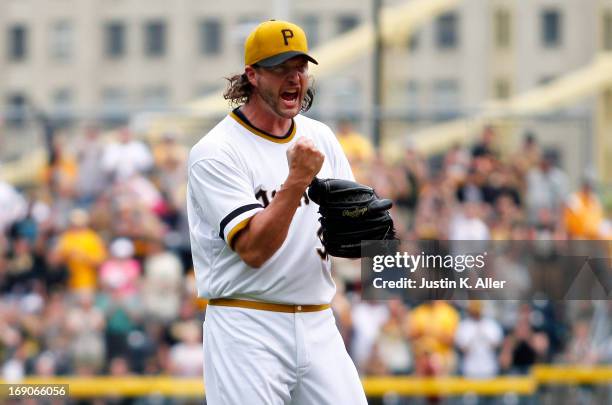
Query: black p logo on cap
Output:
[[281, 29, 294, 45]]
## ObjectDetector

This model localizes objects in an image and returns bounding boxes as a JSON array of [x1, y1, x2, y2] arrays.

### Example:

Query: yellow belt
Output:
[[208, 298, 331, 313]]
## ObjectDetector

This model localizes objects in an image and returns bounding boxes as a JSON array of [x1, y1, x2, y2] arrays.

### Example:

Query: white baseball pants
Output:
[[203, 305, 368, 405]]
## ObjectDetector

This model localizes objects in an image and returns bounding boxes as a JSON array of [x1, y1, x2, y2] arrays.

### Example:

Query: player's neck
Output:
[[240, 100, 292, 137]]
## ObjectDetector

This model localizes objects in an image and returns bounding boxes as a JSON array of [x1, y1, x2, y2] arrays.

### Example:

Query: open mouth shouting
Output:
[[280, 89, 300, 107]]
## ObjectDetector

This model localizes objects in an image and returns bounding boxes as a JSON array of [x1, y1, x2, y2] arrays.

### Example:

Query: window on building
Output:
[[494, 78, 510, 99], [408, 30, 421, 52], [337, 15, 359, 34], [494, 9, 511, 49], [195, 84, 219, 98], [604, 11, 612, 51], [50, 21, 74, 61], [236, 18, 263, 58], [301, 15, 320, 48], [436, 12, 459, 49], [52, 88, 73, 125], [5, 93, 27, 127], [141, 86, 169, 109], [101, 88, 128, 123], [144, 20, 166, 57], [605, 89, 612, 117], [8, 25, 27, 61], [538, 75, 556, 86], [433, 79, 460, 115], [406, 80, 420, 111], [333, 77, 361, 113], [104, 22, 126, 58], [199, 19, 222, 55], [541, 9, 562, 47]]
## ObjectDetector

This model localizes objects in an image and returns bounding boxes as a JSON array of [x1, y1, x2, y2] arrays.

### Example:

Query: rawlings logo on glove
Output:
[[308, 177, 396, 258], [342, 207, 368, 218]]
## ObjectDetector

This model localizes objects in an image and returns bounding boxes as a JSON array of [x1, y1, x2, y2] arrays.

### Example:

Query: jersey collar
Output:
[[230, 108, 296, 144]]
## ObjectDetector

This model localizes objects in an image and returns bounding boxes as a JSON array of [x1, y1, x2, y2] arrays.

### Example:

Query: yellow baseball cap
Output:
[[245, 20, 318, 67]]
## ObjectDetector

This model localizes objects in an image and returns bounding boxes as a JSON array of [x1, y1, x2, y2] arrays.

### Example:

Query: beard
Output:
[[256, 81, 304, 119]]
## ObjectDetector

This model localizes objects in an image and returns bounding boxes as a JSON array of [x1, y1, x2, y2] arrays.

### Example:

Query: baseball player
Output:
[[187, 20, 368, 405]]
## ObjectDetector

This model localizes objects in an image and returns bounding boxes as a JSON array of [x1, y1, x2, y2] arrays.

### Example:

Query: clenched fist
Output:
[[286, 137, 324, 186]]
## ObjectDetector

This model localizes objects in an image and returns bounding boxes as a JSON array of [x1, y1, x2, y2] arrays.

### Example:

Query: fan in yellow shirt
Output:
[[409, 300, 460, 376], [53, 209, 107, 292], [336, 120, 374, 164], [564, 180, 610, 239]]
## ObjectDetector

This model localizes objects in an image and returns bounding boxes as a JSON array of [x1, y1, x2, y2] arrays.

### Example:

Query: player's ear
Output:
[[245, 66, 257, 86]]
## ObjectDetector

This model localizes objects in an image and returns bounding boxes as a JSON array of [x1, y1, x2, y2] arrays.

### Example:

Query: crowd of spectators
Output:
[[334, 124, 611, 405], [1, 125, 197, 382], [0, 121, 611, 394], [332, 122, 611, 379]]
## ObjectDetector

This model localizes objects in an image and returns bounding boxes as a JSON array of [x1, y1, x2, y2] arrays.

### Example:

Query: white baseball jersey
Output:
[[187, 109, 353, 305]]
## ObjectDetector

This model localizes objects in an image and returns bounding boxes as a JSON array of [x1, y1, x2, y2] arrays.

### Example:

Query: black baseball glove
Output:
[[307, 177, 396, 258]]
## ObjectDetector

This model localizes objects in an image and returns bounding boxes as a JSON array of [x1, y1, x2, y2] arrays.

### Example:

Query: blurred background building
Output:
[[1, 0, 372, 123], [0, 1, 611, 403], [1, 0, 610, 115], [2, 0, 612, 186]]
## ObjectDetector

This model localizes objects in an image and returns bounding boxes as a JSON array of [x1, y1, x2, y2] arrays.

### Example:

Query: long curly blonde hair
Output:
[[223, 72, 315, 112]]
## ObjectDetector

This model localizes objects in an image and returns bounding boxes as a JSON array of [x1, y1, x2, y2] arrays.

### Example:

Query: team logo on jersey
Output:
[[255, 187, 310, 208], [254, 186, 328, 261]]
